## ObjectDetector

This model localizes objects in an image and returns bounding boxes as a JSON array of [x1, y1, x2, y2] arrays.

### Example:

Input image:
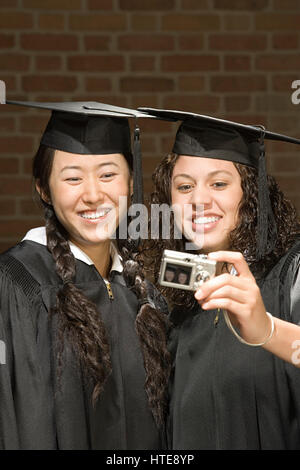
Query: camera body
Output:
[[159, 249, 216, 291]]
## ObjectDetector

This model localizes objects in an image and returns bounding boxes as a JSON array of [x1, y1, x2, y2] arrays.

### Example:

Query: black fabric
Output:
[[0, 241, 163, 450], [168, 241, 300, 450], [41, 111, 132, 158], [172, 120, 260, 168]]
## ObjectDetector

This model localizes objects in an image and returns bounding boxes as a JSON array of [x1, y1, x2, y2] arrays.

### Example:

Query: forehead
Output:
[[51, 150, 128, 169], [172, 155, 239, 176]]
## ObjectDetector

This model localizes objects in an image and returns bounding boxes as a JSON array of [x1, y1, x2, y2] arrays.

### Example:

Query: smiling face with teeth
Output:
[[43, 150, 132, 253], [171, 155, 243, 253]]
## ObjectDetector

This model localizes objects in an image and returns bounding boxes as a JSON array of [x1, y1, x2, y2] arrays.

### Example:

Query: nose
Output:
[[81, 177, 104, 204], [190, 183, 212, 207]]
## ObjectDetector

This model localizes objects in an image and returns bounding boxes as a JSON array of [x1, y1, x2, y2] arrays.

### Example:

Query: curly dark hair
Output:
[[32, 144, 171, 428], [144, 153, 300, 309]]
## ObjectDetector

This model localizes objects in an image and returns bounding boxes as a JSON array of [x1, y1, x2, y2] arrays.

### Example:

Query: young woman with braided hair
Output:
[[0, 102, 171, 450]]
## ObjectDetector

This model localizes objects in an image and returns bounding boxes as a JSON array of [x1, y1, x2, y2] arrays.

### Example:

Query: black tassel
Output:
[[133, 123, 143, 206]]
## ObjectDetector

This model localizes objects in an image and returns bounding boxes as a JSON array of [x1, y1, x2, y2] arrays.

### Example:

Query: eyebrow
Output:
[[60, 161, 119, 173], [173, 170, 233, 180]]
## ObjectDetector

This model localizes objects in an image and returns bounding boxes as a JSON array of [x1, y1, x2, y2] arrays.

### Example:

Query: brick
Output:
[[224, 55, 251, 71], [68, 55, 124, 71], [0, 157, 19, 173], [178, 76, 206, 92], [0, 137, 33, 154], [19, 115, 51, 132], [0, 0, 18, 6], [69, 14, 127, 31], [0, 54, 30, 71], [0, 177, 32, 196], [87, 0, 114, 9], [223, 15, 251, 31], [255, 94, 295, 113], [19, 199, 43, 217], [273, 175, 300, 194], [0, 117, 15, 132], [0, 220, 41, 237], [0, 33, 15, 48], [211, 75, 267, 93], [23, 0, 82, 8], [131, 15, 158, 31], [162, 95, 220, 114], [272, 75, 298, 92], [133, 119, 174, 134], [38, 14, 65, 31], [272, 34, 298, 50], [162, 14, 220, 31], [0, 76, 16, 91], [118, 35, 174, 51], [119, 0, 175, 9], [22, 76, 78, 92], [161, 55, 220, 72], [120, 77, 175, 93], [209, 34, 267, 50], [178, 34, 204, 50], [73, 95, 129, 108], [0, 199, 16, 217], [21, 34, 78, 51], [85, 77, 112, 92], [213, 0, 268, 8], [129, 56, 156, 72], [224, 95, 252, 112], [35, 55, 62, 71], [256, 55, 300, 71], [272, 155, 300, 173], [142, 156, 163, 175], [273, 0, 300, 9], [0, 12, 33, 29], [255, 14, 300, 31], [84, 35, 111, 51], [181, 0, 210, 8], [130, 95, 160, 110]]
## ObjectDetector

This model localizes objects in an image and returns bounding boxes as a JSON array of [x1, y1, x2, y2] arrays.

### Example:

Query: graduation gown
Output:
[[0, 237, 163, 450], [168, 240, 300, 449]]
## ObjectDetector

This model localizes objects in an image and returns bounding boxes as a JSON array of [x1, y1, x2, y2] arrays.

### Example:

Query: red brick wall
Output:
[[0, 0, 300, 251]]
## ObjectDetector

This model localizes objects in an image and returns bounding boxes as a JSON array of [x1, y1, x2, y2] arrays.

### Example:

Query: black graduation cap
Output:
[[5, 100, 158, 209], [138, 107, 300, 259]]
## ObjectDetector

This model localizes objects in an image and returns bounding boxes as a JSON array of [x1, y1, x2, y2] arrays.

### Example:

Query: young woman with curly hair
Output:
[[140, 107, 300, 450], [0, 102, 171, 450]]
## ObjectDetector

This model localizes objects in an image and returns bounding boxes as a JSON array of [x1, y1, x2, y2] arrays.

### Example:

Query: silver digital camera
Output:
[[159, 249, 216, 291]]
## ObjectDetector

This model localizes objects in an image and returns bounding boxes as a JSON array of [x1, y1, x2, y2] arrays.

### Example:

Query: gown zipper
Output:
[[212, 308, 221, 449], [104, 280, 114, 300]]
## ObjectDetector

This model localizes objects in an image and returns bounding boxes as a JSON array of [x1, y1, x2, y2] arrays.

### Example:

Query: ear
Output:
[[35, 181, 51, 205]]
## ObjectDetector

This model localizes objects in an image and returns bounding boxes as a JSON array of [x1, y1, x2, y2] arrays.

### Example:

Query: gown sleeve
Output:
[[282, 250, 300, 432], [0, 265, 55, 450]]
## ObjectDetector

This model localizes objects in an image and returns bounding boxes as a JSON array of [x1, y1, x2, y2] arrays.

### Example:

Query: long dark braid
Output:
[[44, 203, 112, 404], [119, 239, 172, 429]]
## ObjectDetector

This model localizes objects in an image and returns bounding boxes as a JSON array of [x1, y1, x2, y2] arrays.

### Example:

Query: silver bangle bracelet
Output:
[[223, 310, 275, 347]]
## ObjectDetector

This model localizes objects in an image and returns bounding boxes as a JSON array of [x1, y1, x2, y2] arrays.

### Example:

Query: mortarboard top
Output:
[[5, 100, 161, 209], [138, 107, 300, 168], [138, 106, 300, 260]]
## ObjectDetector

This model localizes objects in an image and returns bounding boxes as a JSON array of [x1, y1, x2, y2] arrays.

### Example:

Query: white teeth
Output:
[[80, 209, 111, 219], [194, 216, 220, 224]]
